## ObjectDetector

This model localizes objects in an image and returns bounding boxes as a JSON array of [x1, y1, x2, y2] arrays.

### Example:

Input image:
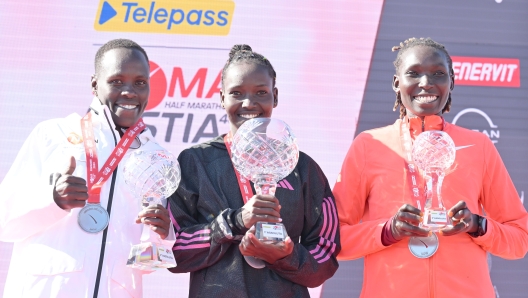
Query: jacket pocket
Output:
[[24, 243, 84, 275]]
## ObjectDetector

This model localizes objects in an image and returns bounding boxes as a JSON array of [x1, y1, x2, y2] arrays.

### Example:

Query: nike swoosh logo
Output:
[[455, 145, 475, 150]]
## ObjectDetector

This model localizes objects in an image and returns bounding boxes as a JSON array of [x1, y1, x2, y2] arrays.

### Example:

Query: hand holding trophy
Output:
[[407, 130, 456, 258], [123, 150, 181, 270], [230, 118, 299, 268], [412, 130, 456, 231]]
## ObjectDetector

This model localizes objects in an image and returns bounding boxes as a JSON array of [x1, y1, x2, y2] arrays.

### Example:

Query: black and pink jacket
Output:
[[168, 135, 340, 298]]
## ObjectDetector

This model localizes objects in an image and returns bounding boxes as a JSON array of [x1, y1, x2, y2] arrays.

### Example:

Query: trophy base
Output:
[[126, 242, 176, 270], [255, 222, 288, 244], [422, 208, 452, 232], [244, 256, 266, 269]]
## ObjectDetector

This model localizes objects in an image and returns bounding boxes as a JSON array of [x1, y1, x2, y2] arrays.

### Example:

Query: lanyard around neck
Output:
[[80, 112, 145, 204]]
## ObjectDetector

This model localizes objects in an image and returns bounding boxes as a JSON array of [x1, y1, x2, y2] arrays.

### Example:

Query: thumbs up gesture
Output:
[[52, 156, 89, 210]]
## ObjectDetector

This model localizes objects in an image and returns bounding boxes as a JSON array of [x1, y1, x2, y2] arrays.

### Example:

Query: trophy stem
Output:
[[253, 174, 277, 196], [140, 199, 160, 243], [422, 169, 451, 231]]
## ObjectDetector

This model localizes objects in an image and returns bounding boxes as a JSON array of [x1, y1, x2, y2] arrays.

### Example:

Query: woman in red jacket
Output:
[[334, 37, 528, 297]]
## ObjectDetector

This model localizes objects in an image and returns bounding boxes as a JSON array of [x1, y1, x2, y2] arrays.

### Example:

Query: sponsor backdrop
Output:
[[0, 0, 383, 297], [0, 0, 526, 297], [322, 0, 528, 297]]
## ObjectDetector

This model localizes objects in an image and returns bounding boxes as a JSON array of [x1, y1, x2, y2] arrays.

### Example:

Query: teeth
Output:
[[414, 96, 437, 103], [119, 105, 137, 110], [239, 114, 259, 119]]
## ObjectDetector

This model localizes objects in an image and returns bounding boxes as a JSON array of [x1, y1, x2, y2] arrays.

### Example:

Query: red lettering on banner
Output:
[[452, 56, 520, 87], [167, 67, 222, 99], [169, 68, 207, 98]]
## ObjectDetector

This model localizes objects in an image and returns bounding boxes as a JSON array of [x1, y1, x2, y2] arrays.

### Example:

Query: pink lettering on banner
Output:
[[452, 56, 520, 87]]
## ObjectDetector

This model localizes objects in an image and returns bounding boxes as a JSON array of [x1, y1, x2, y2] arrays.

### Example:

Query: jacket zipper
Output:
[[92, 110, 119, 298]]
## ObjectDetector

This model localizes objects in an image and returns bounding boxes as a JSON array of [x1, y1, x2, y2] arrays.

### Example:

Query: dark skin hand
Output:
[[240, 194, 282, 228], [439, 200, 479, 236], [239, 226, 294, 264], [135, 204, 171, 240], [52, 156, 89, 210], [53, 157, 171, 239], [391, 204, 431, 240]]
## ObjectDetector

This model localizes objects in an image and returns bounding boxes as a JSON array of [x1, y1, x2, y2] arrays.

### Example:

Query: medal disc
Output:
[[78, 203, 109, 233], [408, 233, 439, 258]]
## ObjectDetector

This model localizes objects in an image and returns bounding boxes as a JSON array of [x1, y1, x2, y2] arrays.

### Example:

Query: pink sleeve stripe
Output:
[[172, 243, 211, 251], [168, 205, 181, 231], [176, 235, 211, 245], [308, 197, 338, 263], [178, 229, 211, 238], [314, 239, 333, 259], [320, 199, 329, 237], [322, 197, 337, 241], [309, 237, 327, 254], [317, 243, 337, 264], [326, 197, 339, 241]]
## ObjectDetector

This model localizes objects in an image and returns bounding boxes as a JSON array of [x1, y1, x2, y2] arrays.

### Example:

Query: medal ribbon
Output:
[[80, 112, 145, 204], [400, 116, 445, 211], [224, 133, 254, 204]]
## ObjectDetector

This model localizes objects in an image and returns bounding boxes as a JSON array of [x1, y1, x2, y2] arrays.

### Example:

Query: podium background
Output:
[[0, 0, 526, 297]]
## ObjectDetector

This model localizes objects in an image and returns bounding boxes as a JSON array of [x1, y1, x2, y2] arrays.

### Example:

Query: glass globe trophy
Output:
[[230, 118, 299, 268], [123, 150, 181, 270], [412, 131, 456, 231]]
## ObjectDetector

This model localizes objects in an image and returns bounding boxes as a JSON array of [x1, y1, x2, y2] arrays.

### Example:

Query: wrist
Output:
[[468, 215, 487, 238], [233, 209, 249, 235]]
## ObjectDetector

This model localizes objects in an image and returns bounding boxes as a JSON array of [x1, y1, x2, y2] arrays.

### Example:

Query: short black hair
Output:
[[94, 39, 149, 75], [221, 44, 277, 88], [391, 37, 453, 118]]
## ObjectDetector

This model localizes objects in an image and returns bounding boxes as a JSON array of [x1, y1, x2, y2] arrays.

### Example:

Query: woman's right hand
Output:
[[240, 194, 282, 229], [391, 204, 431, 240]]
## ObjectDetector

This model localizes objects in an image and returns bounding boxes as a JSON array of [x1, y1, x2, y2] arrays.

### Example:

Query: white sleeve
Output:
[[0, 123, 69, 242]]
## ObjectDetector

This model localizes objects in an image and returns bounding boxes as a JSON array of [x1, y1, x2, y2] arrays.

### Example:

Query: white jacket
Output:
[[0, 98, 175, 298]]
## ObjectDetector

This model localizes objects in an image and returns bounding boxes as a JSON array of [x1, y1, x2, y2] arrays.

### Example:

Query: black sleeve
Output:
[[266, 154, 341, 288]]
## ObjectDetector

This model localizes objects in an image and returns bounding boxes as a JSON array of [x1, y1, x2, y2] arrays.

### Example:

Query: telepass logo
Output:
[[94, 0, 235, 35]]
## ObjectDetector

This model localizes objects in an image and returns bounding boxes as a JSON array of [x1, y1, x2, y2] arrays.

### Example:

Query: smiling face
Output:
[[92, 48, 150, 128], [393, 45, 454, 118], [221, 62, 278, 135]]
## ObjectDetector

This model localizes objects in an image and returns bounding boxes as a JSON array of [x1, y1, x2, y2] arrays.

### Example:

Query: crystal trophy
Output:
[[412, 131, 456, 231], [123, 150, 181, 270], [230, 118, 299, 268]]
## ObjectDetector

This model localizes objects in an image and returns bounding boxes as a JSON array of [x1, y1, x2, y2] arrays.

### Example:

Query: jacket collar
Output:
[[407, 115, 445, 139], [88, 97, 154, 143]]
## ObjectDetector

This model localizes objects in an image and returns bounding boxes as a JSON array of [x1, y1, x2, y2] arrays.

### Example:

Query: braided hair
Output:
[[94, 39, 149, 76], [221, 44, 277, 88], [391, 37, 453, 118]]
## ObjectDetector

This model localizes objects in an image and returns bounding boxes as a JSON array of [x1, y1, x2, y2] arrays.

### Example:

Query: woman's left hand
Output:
[[239, 227, 294, 264], [439, 200, 479, 236], [135, 204, 171, 239]]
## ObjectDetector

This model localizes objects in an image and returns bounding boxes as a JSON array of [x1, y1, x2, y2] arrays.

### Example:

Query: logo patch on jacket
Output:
[[67, 132, 83, 144], [277, 179, 294, 190]]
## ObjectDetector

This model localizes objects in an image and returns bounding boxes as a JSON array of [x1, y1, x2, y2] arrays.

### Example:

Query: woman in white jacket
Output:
[[0, 39, 174, 298]]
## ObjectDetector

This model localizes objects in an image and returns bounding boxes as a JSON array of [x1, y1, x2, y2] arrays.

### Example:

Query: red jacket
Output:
[[334, 116, 528, 297]]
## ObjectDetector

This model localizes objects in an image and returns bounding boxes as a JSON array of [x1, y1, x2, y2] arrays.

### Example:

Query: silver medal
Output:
[[78, 203, 109, 233], [408, 233, 439, 258]]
